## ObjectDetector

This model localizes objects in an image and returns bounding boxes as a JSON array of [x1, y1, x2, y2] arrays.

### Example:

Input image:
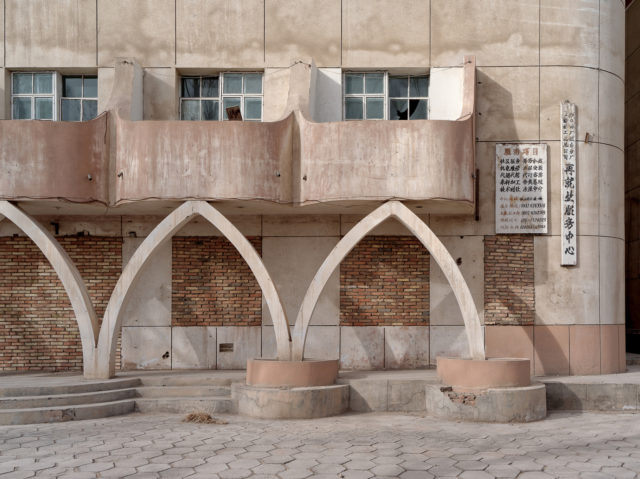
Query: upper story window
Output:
[[11, 72, 98, 121], [61, 76, 98, 122], [180, 73, 263, 121], [11, 72, 55, 120], [343, 72, 429, 121]]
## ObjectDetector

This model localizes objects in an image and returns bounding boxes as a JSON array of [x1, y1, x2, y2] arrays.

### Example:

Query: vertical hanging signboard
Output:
[[495, 144, 548, 234], [561, 101, 577, 266]]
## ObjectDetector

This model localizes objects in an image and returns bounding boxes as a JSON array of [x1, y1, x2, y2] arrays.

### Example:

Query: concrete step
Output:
[[0, 377, 141, 398], [136, 386, 231, 398], [135, 397, 234, 414], [0, 388, 138, 409], [0, 399, 136, 426], [138, 373, 242, 387]]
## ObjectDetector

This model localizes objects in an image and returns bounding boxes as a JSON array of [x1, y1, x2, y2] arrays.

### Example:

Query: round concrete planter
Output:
[[246, 359, 339, 387], [437, 357, 531, 391]]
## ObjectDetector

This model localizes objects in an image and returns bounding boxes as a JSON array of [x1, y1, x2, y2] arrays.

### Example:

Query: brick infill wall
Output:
[[172, 237, 262, 327], [340, 236, 430, 326], [484, 235, 535, 325], [0, 236, 122, 372]]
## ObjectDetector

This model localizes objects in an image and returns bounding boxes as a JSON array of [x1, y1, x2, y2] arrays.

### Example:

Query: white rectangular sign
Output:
[[495, 144, 548, 234], [561, 101, 577, 266]]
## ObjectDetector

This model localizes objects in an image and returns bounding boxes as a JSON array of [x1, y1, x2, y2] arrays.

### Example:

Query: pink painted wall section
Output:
[[113, 114, 294, 205], [0, 114, 108, 203], [296, 116, 475, 212], [295, 56, 476, 213]]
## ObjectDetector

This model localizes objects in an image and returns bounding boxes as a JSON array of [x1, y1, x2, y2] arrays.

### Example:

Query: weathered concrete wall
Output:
[[0, 0, 627, 375]]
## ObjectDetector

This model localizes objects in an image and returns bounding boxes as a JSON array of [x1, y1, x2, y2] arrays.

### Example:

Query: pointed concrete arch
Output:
[[291, 201, 485, 361], [88, 201, 291, 379], [0, 201, 99, 368]]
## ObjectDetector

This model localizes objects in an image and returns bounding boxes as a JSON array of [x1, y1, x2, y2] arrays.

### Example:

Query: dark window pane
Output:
[[410, 76, 429, 97], [181, 78, 200, 98], [202, 100, 219, 120], [13, 97, 32, 119], [181, 100, 200, 120], [389, 99, 408, 120], [345, 74, 363, 94], [13, 73, 32, 94], [83, 77, 98, 98], [223, 97, 241, 119], [389, 76, 408, 98], [35, 97, 53, 120], [82, 100, 98, 121], [244, 74, 262, 94], [201, 77, 219, 98], [366, 97, 384, 119], [64, 76, 83, 97], [61, 99, 81, 121], [244, 97, 261, 120], [365, 74, 384, 94], [345, 97, 363, 119], [409, 99, 427, 119], [34, 74, 53, 94], [223, 74, 242, 94]]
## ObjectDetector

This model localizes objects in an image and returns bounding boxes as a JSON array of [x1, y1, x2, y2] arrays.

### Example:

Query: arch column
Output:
[[291, 201, 485, 362], [0, 201, 99, 370], [87, 201, 291, 379]]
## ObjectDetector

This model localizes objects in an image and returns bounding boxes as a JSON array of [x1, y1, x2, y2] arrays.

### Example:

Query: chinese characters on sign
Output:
[[561, 101, 577, 266], [495, 144, 548, 234]]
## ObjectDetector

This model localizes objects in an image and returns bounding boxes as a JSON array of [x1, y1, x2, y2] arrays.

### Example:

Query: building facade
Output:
[[0, 0, 628, 377]]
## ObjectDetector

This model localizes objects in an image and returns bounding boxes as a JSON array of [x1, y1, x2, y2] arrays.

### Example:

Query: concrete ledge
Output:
[[234, 383, 349, 419], [437, 357, 531, 390], [544, 381, 639, 411], [425, 383, 547, 423], [246, 359, 339, 387]]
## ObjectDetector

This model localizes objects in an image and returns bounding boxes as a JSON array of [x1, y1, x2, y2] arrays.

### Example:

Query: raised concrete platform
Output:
[[1, 364, 639, 424], [234, 383, 349, 419], [425, 383, 547, 422]]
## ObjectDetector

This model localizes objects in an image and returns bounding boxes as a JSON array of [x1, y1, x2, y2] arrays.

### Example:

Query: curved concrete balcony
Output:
[[0, 114, 108, 204], [114, 114, 293, 206], [0, 57, 476, 215]]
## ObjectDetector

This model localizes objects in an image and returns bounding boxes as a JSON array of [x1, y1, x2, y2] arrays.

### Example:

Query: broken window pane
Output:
[[389, 99, 408, 120], [409, 99, 428, 119]]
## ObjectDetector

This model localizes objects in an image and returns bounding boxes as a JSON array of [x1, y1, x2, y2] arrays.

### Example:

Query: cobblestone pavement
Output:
[[0, 411, 639, 478]]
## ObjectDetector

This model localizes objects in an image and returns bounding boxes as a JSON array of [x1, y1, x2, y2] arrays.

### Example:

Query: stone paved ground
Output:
[[0, 411, 639, 478]]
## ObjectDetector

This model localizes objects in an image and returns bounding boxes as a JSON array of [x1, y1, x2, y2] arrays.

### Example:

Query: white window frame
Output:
[[60, 75, 98, 122], [342, 72, 430, 121], [10, 72, 57, 121], [179, 72, 264, 122], [342, 72, 388, 120]]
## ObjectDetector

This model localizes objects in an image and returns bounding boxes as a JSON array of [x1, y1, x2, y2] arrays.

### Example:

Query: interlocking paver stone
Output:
[[2, 412, 640, 479]]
